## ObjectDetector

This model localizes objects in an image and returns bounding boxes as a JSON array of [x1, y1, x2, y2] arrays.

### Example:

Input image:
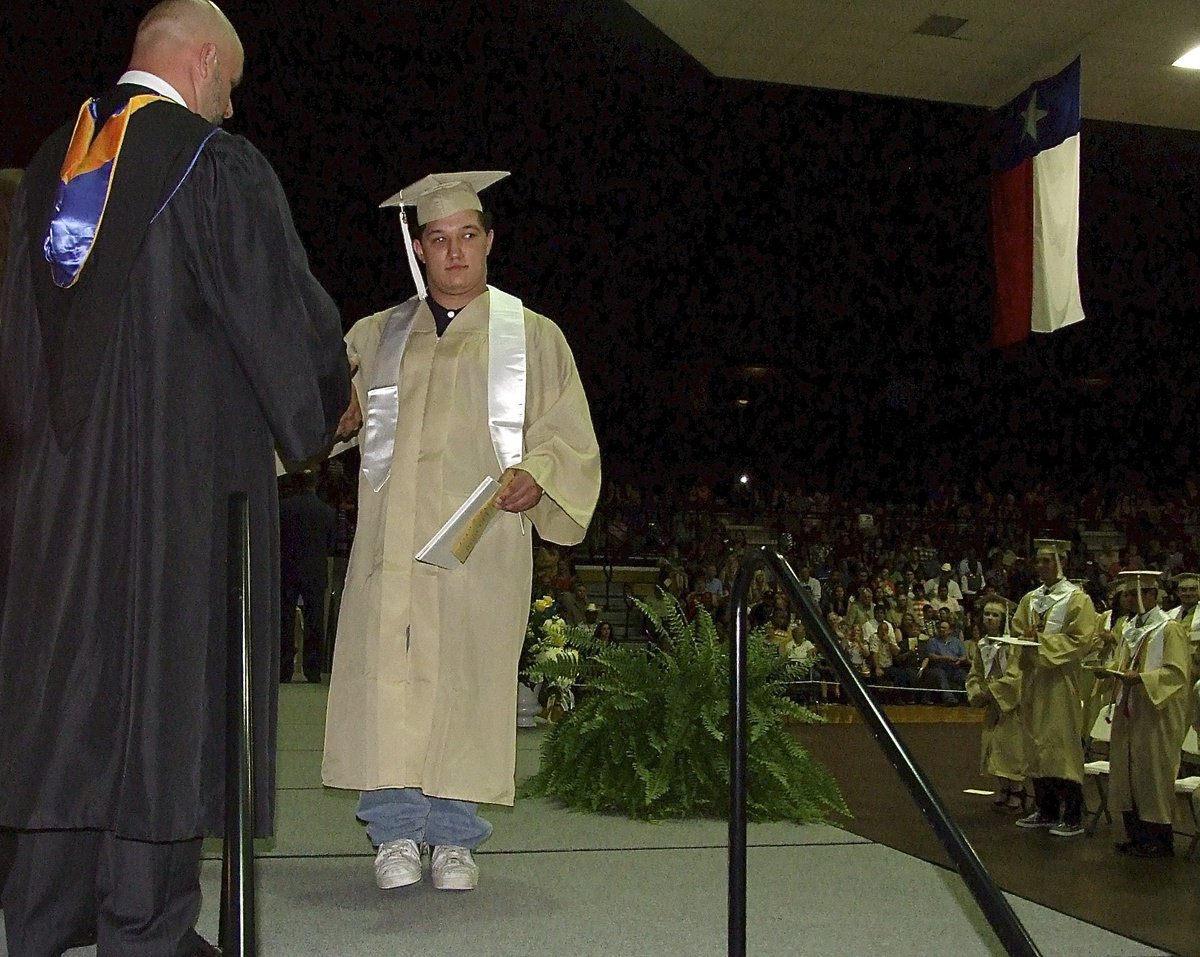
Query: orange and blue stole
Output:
[[44, 93, 168, 288]]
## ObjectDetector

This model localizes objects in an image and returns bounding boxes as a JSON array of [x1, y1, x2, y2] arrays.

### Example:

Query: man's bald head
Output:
[[128, 0, 243, 125]]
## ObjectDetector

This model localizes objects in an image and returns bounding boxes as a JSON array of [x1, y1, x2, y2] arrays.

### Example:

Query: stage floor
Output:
[[1, 685, 1175, 957]]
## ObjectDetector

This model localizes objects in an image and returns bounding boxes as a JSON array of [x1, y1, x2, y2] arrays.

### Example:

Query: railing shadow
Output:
[[726, 546, 1041, 957]]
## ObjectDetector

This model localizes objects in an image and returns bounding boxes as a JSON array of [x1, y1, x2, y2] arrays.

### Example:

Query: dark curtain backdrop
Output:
[[2, 0, 1198, 501]]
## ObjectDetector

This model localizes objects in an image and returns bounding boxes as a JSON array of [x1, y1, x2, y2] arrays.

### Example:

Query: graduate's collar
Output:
[[1133, 606, 1167, 629], [426, 295, 461, 336], [424, 289, 488, 334]]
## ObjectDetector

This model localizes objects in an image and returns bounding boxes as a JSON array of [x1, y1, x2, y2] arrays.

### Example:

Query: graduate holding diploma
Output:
[[323, 171, 601, 893]]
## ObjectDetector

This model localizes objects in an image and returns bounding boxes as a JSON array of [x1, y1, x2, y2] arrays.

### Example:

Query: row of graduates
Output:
[[968, 540, 1198, 858]]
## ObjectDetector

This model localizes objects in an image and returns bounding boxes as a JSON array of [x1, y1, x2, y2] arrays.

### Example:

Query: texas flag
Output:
[[990, 58, 1084, 348]]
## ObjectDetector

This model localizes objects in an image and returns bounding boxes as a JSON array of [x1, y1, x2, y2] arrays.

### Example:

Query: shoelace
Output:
[[382, 842, 420, 863], [437, 848, 470, 867]]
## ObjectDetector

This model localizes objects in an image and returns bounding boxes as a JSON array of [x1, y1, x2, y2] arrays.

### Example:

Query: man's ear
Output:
[[412, 238, 425, 264], [198, 41, 218, 79]]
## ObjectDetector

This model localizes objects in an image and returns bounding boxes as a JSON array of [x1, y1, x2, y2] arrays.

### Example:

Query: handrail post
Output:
[[726, 547, 1041, 957], [220, 492, 257, 957], [727, 562, 753, 957]]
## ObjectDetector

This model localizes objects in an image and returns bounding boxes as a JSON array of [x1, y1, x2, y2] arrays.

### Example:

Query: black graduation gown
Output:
[[0, 97, 349, 841]]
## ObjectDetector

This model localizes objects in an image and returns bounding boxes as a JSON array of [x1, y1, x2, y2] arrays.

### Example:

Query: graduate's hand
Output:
[[335, 382, 361, 441], [496, 468, 543, 513]]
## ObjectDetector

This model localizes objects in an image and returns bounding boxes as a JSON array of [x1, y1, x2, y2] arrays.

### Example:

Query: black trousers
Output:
[[1032, 776, 1084, 825], [280, 562, 327, 679], [1123, 806, 1175, 850], [1, 829, 202, 957]]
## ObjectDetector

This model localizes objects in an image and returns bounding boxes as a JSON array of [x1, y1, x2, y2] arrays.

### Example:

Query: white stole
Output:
[[979, 637, 1007, 678], [1029, 579, 1075, 633], [1116, 607, 1168, 709], [359, 287, 527, 492]]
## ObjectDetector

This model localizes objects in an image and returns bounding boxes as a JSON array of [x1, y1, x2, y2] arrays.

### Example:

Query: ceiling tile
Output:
[[621, 0, 1200, 130]]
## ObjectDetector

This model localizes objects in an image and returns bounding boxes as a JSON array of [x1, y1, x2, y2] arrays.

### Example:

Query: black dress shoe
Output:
[[305, 670, 322, 683]]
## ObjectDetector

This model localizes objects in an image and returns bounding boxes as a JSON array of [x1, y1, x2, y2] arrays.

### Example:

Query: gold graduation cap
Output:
[[1117, 569, 1162, 587], [1108, 576, 1132, 595], [379, 170, 510, 300], [1172, 571, 1200, 588]]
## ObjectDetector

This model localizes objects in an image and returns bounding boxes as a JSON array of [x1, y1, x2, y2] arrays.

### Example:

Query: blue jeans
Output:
[[926, 663, 968, 703], [357, 788, 493, 849]]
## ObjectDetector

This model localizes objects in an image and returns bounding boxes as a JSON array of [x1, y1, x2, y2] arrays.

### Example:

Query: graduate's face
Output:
[[982, 607, 1004, 635], [414, 210, 494, 307], [1134, 587, 1158, 613], [1035, 553, 1059, 584], [1178, 581, 1199, 605]]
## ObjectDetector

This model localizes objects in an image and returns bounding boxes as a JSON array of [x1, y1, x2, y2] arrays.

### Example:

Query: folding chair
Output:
[[1083, 704, 1114, 835], [1173, 727, 1200, 859]]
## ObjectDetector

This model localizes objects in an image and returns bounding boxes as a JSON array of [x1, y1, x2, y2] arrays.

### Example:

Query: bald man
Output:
[[0, 2, 351, 954]]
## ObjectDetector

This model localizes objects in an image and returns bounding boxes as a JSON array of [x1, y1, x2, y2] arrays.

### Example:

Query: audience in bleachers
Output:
[[524, 475, 1199, 855]]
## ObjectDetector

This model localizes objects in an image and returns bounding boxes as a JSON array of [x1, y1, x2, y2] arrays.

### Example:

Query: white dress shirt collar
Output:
[[117, 70, 188, 109]]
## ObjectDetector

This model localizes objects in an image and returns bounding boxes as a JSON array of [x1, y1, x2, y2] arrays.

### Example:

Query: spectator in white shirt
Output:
[[928, 582, 961, 618]]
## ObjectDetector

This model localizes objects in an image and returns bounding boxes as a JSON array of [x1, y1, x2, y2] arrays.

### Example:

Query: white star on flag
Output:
[[1023, 92, 1048, 141]]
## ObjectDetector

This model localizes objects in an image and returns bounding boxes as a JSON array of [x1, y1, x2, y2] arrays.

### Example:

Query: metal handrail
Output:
[[727, 546, 1041, 957], [220, 492, 258, 957]]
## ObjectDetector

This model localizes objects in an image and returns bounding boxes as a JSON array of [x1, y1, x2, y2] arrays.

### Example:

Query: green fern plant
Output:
[[519, 596, 848, 823]]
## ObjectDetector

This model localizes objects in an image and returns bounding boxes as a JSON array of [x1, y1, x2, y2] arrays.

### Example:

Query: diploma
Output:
[[415, 475, 508, 569]]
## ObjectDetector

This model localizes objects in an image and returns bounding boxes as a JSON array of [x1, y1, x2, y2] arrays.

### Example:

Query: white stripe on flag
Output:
[[1031, 132, 1084, 334]]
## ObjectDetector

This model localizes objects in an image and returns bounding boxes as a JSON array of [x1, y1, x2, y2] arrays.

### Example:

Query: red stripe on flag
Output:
[[990, 160, 1033, 348]]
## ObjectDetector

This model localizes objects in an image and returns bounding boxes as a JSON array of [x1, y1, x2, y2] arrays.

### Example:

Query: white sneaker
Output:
[[1049, 821, 1085, 838], [374, 838, 422, 889], [1015, 811, 1056, 829], [431, 844, 479, 891]]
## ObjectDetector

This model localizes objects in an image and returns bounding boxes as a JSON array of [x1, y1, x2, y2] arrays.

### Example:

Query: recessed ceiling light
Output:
[[1173, 44, 1200, 69], [914, 15, 968, 39]]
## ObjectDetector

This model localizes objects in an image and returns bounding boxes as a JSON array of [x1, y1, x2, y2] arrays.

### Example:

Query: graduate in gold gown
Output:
[[966, 597, 1026, 810], [1011, 539, 1097, 837], [322, 172, 601, 892], [1166, 572, 1200, 732], [1097, 571, 1191, 858]]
